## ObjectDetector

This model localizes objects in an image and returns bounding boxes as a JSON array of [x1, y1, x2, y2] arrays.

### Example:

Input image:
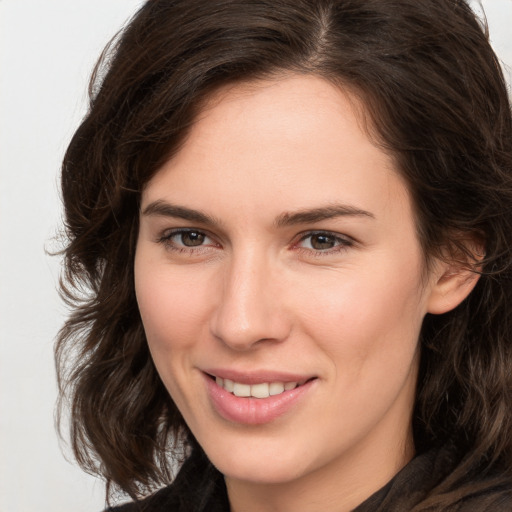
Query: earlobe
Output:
[[427, 263, 481, 315]]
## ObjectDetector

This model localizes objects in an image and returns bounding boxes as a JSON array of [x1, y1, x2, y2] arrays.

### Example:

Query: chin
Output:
[[201, 436, 316, 485], [217, 458, 307, 485]]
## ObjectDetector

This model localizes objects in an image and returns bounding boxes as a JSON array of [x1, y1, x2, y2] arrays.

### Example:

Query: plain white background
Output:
[[0, 1, 510, 511]]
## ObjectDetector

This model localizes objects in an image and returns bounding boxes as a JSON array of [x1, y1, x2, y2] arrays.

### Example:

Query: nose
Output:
[[209, 251, 291, 351]]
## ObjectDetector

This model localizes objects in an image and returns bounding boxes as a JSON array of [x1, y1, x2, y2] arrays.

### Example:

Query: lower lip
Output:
[[204, 374, 315, 425]]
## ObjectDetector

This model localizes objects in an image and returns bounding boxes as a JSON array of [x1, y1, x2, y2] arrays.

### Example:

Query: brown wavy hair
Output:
[[56, 0, 512, 503]]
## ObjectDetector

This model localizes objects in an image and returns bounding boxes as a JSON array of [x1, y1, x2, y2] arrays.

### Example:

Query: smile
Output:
[[204, 373, 316, 425], [214, 377, 304, 398]]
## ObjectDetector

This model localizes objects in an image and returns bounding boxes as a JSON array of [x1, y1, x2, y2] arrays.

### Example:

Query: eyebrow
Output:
[[142, 200, 223, 226], [142, 200, 375, 227], [274, 204, 375, 227]]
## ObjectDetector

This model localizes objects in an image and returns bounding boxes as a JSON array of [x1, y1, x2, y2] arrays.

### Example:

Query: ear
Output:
[[427, 241, 483, 315]]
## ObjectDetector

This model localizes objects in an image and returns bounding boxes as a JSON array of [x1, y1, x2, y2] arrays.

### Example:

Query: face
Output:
[[135, 75, 441, 493]]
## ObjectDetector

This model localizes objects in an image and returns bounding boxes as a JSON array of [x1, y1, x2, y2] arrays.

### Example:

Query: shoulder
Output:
[[103, 447, 228, 512], [105, 485, 177, 512], [455, 483, 512, 511], [354, 443, 512, 512], [432, 456, 512, 512]]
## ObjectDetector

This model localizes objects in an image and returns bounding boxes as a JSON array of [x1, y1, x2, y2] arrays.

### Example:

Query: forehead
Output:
[[142, 75, 412, 233], [192, 75, 378, 165]]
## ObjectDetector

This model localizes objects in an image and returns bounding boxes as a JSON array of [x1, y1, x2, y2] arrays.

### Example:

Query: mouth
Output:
[[206, 373, 316, 399], [203, 371, 317, 424]]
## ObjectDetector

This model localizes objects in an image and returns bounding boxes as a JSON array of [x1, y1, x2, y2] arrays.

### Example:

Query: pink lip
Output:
[[203, 372, 316, 425]]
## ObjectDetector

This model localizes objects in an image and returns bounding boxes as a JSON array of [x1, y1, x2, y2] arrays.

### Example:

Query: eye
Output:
[[296, 231, 353, 253], [176, 230, 207, 247], [157, 228, 217, 252]]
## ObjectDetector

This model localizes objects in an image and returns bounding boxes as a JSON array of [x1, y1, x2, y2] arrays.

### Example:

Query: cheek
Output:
[[290, 265, 425, 442], [294, 259, 427, 380], [134, 255, 213, 355], [134, 255, 214, 413]]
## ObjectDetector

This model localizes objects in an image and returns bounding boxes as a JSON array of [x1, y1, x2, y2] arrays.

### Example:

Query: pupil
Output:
[[182, 231, 205, 246], [311, 234, 335, 250]]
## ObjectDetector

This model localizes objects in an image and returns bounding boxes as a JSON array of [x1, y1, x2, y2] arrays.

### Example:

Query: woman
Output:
[[56, 0, 512, 510]]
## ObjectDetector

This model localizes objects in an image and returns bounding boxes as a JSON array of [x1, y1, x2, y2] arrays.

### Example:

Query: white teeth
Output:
[[223, 378, 234, 392], [233, 383, 251, 397], [215, 377, 300, 398], [269, 382, 285, 395], [251, 383, 270, 398]]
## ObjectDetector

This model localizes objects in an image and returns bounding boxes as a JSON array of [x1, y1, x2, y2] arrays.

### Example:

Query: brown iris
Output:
[[180, 231, 206, 246], [309, 233, 337, 250]]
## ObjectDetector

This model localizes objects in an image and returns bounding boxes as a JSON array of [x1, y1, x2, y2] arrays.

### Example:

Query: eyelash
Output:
[[156, 228, 354, 256], [294, 231, 354, 256], [157, 229, 218, 254]]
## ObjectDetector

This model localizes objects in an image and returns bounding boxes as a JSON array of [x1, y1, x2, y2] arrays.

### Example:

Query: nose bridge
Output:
[[210, 244, 289, 350]]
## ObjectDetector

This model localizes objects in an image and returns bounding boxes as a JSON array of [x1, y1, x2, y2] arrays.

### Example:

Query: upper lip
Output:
[[202, 368, 316, 385]]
